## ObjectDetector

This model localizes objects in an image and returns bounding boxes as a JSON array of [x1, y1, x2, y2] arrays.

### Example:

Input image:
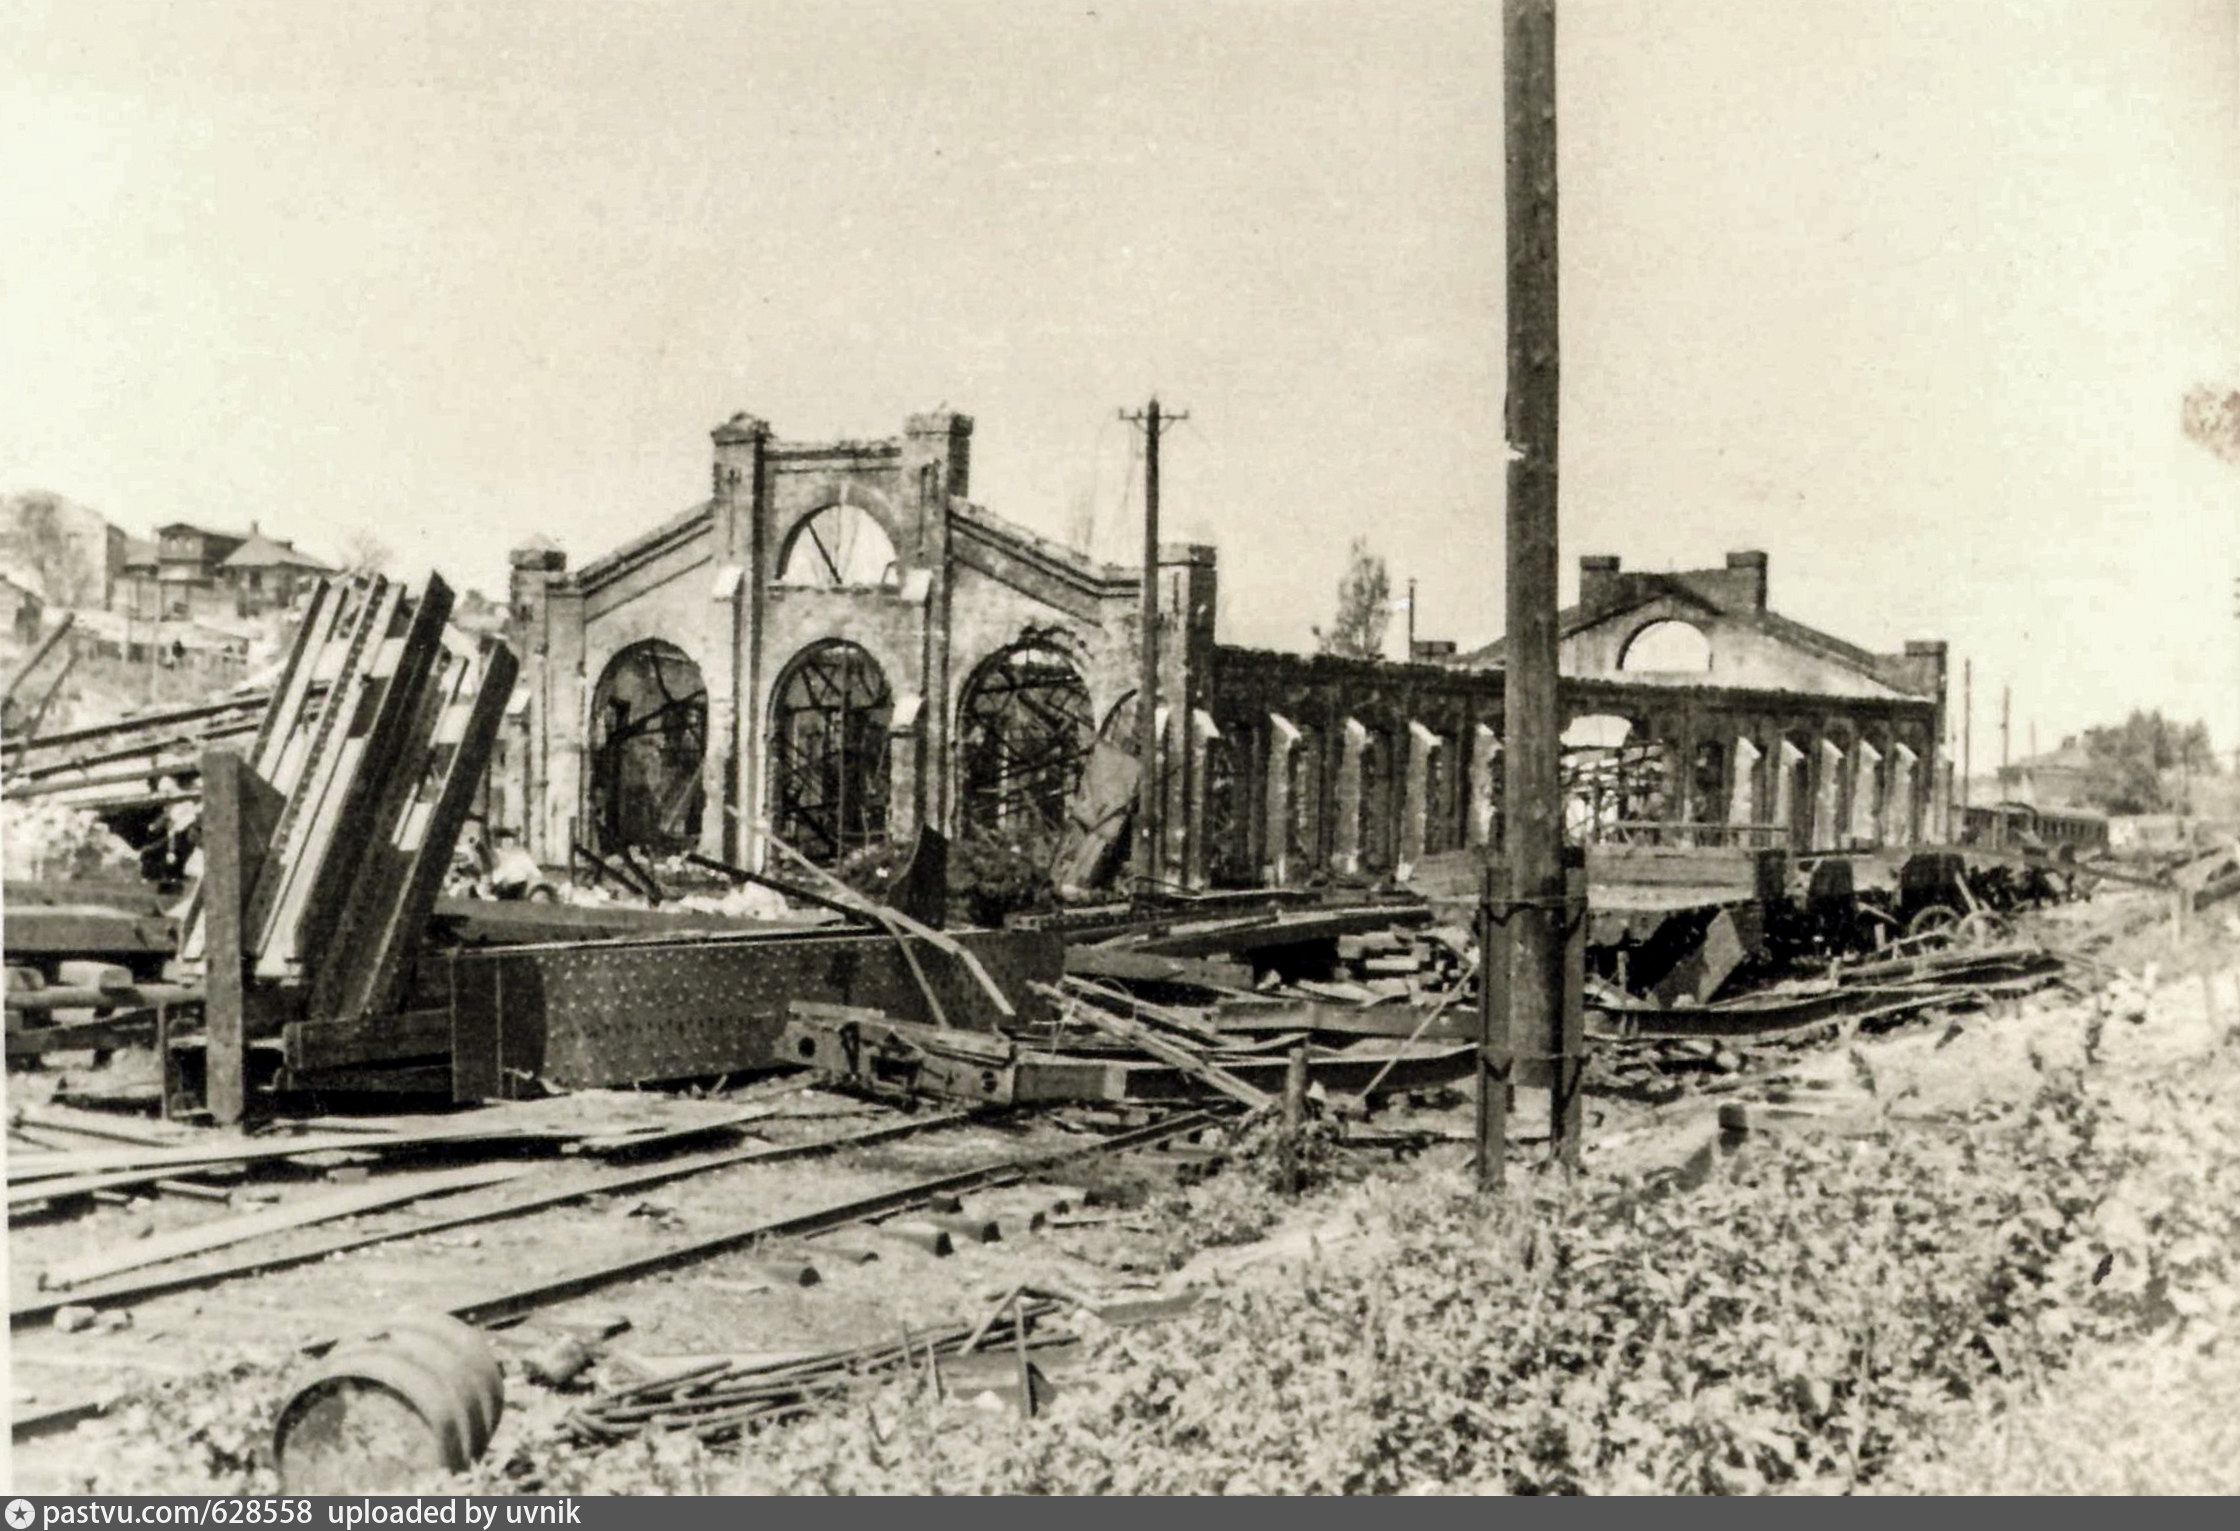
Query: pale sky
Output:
[[3, 0, 2237, 765]]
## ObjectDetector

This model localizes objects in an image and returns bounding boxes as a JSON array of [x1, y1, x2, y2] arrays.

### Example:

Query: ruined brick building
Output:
[[498, 410, 1948, 890]]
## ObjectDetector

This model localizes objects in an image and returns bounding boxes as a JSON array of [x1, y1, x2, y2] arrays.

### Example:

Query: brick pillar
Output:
[[1334, 717, 1368, 874], [1402, 720, 1439, 870], [1891, 743, 1918, 846], [905, 416, 969, 842], [1186, 709, 1219, 890], [1266, 712, 1301, 885], [711, 413, 770, 866], [1469, 722, 1500, 847], [1729, 734, 1762, 827]]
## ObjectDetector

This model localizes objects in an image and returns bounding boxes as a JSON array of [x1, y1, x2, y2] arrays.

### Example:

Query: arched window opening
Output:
[[959, 645, 1095, 858], [1692, 739, 1728, 826], [589, 641, 707, 856], [1204, 735, 1249, 887], [1288, 727, 1324, 870], [1560, 713, 1652, 843], [770, 641, 892, 864], [1619, 620, 1712, 673], [1781, 735, 1815, 849], [775, 505, 902, 589], [1424, 732, 1460, 856], [1099, 689, 1182, 817], [1357, 728, 1395, 873]]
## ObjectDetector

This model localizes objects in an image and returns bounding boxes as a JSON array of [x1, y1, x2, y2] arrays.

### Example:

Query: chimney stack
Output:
[[1578, 554, 1620, 613], [1725, 550, 1768, 612]]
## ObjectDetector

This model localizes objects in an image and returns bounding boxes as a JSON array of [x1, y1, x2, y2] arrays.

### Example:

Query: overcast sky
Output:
[[4, 0, 2237, 765]]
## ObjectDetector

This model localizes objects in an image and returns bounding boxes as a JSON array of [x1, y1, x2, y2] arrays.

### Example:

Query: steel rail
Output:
[[428, 1108, 1221, 1333]]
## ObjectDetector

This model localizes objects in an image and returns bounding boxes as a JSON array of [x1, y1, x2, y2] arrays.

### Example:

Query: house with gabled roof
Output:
[[220, 529, 335, 615]]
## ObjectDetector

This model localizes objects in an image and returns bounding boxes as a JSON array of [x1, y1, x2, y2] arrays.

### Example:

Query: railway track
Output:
[[8, 1093, 1232, 1448]]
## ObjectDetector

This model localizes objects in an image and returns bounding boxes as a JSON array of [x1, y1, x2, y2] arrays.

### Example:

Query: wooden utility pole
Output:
[[1960, 658, 1973, 815], [1121, 398, 1185, 891], [1407, 577, 1418, 661], [1486, 0, 1570, 1186]]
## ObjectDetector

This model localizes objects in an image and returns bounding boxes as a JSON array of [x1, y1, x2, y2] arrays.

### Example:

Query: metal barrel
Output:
[[272, 1309, 506, 1493]]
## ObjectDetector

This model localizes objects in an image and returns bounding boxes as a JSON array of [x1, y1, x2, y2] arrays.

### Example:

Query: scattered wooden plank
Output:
[[566, 1103, 781, 1158], [39, 1163, 528, 1291], [5, 983, 198, 1014], [10, 1103, 190, 1148], [1058, 975, 1226, 1044], [1029, 982, 1272, 1110], [4, 1122, 577, 1206]]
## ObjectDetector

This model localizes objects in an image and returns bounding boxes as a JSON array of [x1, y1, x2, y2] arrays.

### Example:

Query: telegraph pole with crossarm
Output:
[[1121, 398, 1187, 891]]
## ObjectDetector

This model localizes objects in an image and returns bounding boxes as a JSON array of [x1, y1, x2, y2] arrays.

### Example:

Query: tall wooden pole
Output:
[[1961, 658, 1973, 815], [1488, 0, 1568, 1185], [1121, 399, 1184, 890], [1140, 397, 1161, 889]]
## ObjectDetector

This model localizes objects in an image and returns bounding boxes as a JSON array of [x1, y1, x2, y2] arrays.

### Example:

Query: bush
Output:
[[580, 1036, 2236, 1496]]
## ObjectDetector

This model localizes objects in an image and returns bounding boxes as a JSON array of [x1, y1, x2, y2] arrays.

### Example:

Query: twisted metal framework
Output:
[[958, 644, 1094, 855], [770, 640, 892, 865], [589, 640, 707, 855]]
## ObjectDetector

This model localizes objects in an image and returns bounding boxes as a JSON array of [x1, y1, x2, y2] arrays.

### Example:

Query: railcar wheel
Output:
[[1905, 904, 1961, 947], [1955, 910, 2012, 948]]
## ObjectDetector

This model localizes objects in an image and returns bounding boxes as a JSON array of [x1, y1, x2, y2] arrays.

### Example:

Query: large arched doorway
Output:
[[1287, 725, 1324, 870], [769, 641, 892, 864], [588, 640, 707, 856], [958, 644, 1095, 858], [1203, 732, 1248, 886], [1356, 726, 1395, 873]]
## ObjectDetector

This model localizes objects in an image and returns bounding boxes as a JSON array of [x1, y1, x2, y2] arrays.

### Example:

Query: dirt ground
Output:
[[6, 1075, 1255, 1493]]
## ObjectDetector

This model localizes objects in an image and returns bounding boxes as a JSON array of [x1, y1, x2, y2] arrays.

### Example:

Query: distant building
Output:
[[115, 536, 162, 620], [116, 521, 332, 621], [220, 530, 335, 615], [0, 570, 46, 643], [127, 522, 247, 622], [1994, 737, 2095, 811]]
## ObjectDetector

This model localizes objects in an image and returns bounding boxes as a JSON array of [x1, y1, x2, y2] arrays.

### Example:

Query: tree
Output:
[[2182, 384, 2240, 466], [339, 530, 393, 579], [1314, 538, 1391, 659], [2079, 709, 2218, 814], [0, 493, 99, 608]]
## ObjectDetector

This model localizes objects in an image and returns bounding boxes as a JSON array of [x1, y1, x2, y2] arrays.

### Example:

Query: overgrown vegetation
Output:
[[569, 1015, 2235, 1494], [1313, 539, 1392, 661], [2078, 709, 2219, 815], [43, 979, 2240, 1497], [2182, 382, 2240, 468]]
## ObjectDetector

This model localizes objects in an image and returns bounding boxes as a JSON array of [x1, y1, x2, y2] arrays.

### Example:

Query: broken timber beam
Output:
[[1028, 981, 1272, 1110], [199, 749, 282, 1126]]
